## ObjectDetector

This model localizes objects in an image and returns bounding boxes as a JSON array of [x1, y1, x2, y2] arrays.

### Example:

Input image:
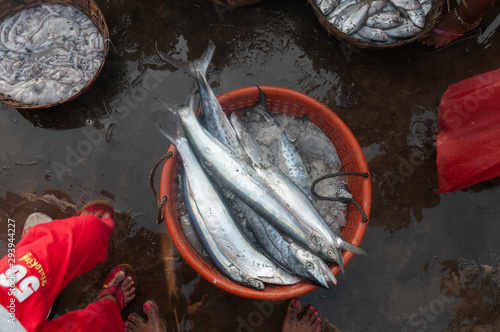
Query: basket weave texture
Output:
[[0, 0, 110, 109], [309, 0, 444, 49], [208, 0, 264, 8]]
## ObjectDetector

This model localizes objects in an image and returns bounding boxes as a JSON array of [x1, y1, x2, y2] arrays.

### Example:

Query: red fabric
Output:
[[38, 299, 122, 332], [0, 214, 123, 331], [436, 68, 500, 193]]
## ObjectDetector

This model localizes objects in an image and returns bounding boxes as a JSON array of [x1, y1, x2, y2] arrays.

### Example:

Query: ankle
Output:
[[455, 5, 483, 27], [98, 294, 118, 306]]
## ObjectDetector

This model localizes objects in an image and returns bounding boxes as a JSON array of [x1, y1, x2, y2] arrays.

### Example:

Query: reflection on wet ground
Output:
[[1, 0, 500, 331]]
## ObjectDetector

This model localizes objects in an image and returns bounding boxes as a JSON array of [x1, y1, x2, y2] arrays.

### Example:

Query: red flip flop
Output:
[[97, 264, 136, 311], [413, 26, 481, 52], [77, 200, 114, 219]]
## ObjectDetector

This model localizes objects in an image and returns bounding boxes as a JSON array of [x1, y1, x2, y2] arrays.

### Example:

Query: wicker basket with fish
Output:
[[310, 0, 444, 49], [0, 0, 109, 109]]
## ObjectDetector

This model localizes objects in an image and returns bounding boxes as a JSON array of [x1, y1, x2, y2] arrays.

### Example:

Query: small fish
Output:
[[405, 8, 426, 29], [334, 3, 365, 31], [317, 0, 337, 16], [383, 18, 422, 38], [356, 26, 390, 42], [328, 0, 358, 22], [365, 11, 404, 29], [341, 3, 370, 35], [419, 0, 432, 16], [368, 0, 388, 16], [389, 0, 421, 11]]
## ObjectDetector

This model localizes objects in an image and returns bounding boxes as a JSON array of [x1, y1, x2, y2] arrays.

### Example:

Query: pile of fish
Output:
[[315, 0, 433, 44], [155, 41, 367, 290], [0, 5, 104, 105]]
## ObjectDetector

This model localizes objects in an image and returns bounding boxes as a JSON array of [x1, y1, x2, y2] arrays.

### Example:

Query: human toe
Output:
[[125, 313, 144, 331], [303, 305, 318, 325]]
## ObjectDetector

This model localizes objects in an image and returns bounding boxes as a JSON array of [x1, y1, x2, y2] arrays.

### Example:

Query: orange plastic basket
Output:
[[160, 86, 371, 300]]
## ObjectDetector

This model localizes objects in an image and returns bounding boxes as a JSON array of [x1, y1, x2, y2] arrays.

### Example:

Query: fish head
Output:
[[241, 276, 265, 290], [315, 238, 345, 270], [290, 244, 331, 288], [336, 182, 353, 199]]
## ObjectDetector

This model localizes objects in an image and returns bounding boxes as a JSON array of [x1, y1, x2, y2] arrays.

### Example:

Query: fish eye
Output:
[[248, 278, 254, 283], [306, 262, 314, 270], [327, 250, 334, 257]]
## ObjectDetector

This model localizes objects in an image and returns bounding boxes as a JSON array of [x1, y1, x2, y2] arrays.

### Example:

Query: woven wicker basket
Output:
[[309, 0, 444, 49], [208, 0, 264, 8], [0, 0, 110, 109]]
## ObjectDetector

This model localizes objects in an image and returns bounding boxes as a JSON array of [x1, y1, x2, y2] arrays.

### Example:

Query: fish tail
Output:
[[156, 40, 215, 79], [250, 86, 286, 132], [334, 245, 345, 272], [153, 95, 194, 144], [247, 86, 274, 122], [341, 240, 369, 257]]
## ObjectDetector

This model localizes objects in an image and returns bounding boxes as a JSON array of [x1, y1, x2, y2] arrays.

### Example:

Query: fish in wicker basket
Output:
[[310, 0, 444, 49]]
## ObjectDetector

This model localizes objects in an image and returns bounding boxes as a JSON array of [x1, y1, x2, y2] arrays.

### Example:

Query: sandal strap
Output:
[[432, 27, 464, 40], [98, 285, 125, 310]]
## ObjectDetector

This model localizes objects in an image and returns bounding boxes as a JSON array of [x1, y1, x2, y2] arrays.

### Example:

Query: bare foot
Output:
[[98, 270, 136, 310], [282, 299, 322, 332], [78, 200, 114, 220], [124, 301, 167, 332], [419, 9, 480, 50]]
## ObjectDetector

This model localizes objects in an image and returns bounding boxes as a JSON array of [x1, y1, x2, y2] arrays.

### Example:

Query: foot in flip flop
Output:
[[124, 301, 167, 332], [418, 6, 481, 50], [282, 299, 322, 332], [97, 265, 136, 311]]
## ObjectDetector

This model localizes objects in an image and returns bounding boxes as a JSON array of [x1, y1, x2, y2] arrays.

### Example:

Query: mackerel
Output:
[[156, 41, 246, 159], [157, 95, 343, 265], [156, 117, 300, 286], [230, 112, 368, 268], [249, 87, 313, 201]]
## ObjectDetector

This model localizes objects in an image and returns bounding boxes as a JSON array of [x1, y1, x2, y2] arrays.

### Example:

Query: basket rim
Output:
[[309, 0, 444, 49], [160, 86, 371, 300], [0, 0, 110, 110]]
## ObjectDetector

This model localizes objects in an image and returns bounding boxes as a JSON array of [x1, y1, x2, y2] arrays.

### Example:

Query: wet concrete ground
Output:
[[1, 0, 500, 331]]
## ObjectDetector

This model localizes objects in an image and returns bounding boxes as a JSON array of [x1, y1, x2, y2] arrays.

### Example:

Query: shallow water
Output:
[[1, 0, 500, 331]]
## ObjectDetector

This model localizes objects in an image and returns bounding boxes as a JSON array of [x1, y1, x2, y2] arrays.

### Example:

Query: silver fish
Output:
[[368, 0, 388, 16], [405, 8, 426, 29], [156, 95, 342, 265], [356, 26, 390, 42], [318, 0, 337, 16], [389, 0, 422, 11], [328, 0, 358, 22], [334, 3, 365, 31], [383, 18, 422, 38], [419, 0, 432, 16], [230, 112, 367, 268], [156, 41, 246, 159], [248, 87, 313, 200], [342, 3, 370, 35], [230, 193, 337, 288], [157, 116, 299, 286], [365, 11, 404, 29]]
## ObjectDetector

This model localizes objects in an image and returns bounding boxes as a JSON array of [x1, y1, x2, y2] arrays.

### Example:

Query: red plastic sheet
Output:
[[436, 68, 500, 193]]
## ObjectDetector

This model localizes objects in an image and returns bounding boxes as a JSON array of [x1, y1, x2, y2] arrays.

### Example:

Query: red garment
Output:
[[0, 214, 123, 331], [436, 68, 500, 193]]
